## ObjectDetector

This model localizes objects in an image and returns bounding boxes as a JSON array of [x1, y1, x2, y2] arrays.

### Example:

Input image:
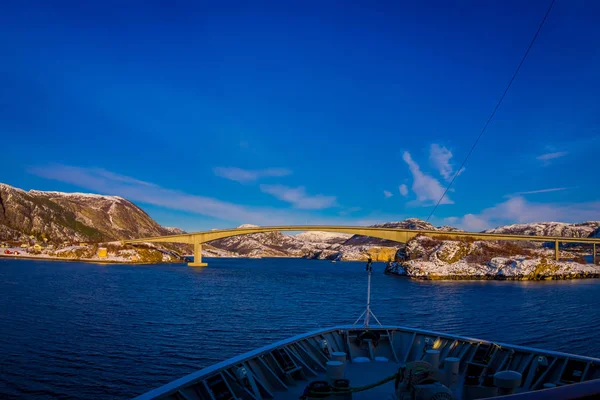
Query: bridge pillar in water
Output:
[[189, 242, 208, 267]]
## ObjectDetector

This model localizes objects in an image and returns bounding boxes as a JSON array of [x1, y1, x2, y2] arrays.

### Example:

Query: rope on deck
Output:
[[301, 363, 433, 398]]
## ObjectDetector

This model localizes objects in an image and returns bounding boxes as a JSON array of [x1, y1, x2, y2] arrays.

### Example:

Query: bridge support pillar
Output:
[[555, 240, 559, 261], [189, 242, 208, 267], [594, 243, 597, 265]]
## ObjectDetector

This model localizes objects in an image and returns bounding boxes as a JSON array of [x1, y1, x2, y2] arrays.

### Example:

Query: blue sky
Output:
[[1, 0, 599, 231]]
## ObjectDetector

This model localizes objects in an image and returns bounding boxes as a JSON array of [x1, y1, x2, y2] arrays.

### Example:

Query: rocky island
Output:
[[397, 234, 600, 280]]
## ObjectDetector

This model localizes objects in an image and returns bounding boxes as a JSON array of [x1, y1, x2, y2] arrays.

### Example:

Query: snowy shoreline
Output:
[[0, 242, 183, 265], [0, 253, 138, 264], [386, 235, 600, 281], [390, 266, 600, 281], [2, 251, 599, 280]]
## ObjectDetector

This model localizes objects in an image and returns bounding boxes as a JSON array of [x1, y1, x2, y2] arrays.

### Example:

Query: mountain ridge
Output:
[[0, 183, 173, 243]]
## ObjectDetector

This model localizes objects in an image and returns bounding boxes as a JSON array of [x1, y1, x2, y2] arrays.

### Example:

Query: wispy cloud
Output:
[[402, 151, 453, 206], [536, 151, 568, 162], [429, 143, 466, 181], [449, 196, 600, 231], [213, 166, 292, 184], [28, 165, 345, 226], [260, 184, 337, 210], [399, 184, 408, 197], [90, 170, 158, 187], [429, 144, 454, 180], [383, 190, 393, 198], [506, 187, 569, 197]]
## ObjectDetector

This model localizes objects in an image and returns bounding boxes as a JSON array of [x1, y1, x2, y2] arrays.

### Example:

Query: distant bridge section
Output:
[[123, 225, 600, 267]]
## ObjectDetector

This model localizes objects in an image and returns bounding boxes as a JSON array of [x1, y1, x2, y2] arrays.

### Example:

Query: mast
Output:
[[353, 256, 382, 328]]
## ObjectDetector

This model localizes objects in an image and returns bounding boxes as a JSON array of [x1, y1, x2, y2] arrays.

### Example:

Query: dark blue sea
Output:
[[1, 258, 600, 399]]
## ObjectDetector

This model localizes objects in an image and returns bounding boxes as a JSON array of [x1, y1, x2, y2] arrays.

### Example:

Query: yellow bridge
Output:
[[123, 225, 600, 266]]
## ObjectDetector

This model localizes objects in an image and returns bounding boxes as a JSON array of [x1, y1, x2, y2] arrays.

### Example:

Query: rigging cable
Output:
[[426, 0, 556, 222]]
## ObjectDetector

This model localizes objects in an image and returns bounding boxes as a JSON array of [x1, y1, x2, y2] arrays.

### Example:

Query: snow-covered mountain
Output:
[[0, 183, 175, 243], [207, 230, 312, 258], [163, 227, 187, 235], [485, 221, 600, 238]]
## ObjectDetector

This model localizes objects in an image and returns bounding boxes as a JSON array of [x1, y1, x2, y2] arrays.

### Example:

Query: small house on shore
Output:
[[97, 247, 108, 258]]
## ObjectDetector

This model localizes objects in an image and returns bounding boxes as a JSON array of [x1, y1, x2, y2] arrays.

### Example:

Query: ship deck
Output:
[[281, 360, 399, 400], [134, 325, 600, 400]]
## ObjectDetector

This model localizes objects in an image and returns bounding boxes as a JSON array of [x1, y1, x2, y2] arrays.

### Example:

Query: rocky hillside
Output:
[[206, 225, 342, 258], [342, 219, 436, 246], [396, 235, 599, 280], [485, 222, 600, 238], [208, 229, 309, 258], [0, 183, 175, 243]]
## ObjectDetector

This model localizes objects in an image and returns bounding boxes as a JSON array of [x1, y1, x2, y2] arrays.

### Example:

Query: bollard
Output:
[[424, 349, 440, 369], [494, 370, 522, 396], [326, 361, 345, 382], [331, 351, 347, 364], [444, 357, 460, 387]]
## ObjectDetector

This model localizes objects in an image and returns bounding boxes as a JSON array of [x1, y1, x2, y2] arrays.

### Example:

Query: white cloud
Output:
[[383, 190, 393, 198], [429, 144, 454, 180], [449, 196, 600, 231], [402, 151, 453, 206], [444, 216, 459, 224], [213, 166, 291, 183], [28, 165, 347, 226], [536, 151, 568, 162], [507, 187, 569, 197], [460, 214, 490, 231], [259, 184, 337, 210], [399, 184, 408, 197]]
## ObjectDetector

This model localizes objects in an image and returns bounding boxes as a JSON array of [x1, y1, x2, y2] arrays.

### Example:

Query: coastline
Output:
[[0, 253, 172, 265], [402, 272, 600, 281], [3, 254, 600, 281]]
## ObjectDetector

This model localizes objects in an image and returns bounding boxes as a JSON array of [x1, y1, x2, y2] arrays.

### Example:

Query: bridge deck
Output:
[[122, 225, 600, 267]]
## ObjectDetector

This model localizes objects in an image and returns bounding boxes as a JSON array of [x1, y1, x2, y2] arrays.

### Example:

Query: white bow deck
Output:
[[134, 325, 600, 400]]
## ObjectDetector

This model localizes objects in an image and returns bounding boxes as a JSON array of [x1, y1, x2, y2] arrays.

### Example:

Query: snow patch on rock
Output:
[[294, 231, 352, 244]]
